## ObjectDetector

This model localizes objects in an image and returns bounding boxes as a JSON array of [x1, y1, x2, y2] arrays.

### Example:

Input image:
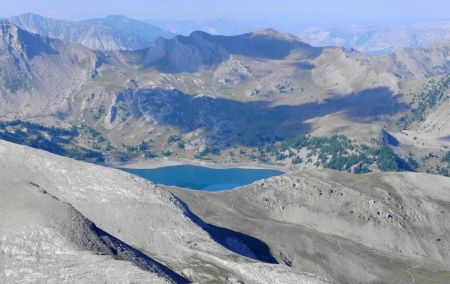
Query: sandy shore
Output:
[[118, 157, 289, 171]]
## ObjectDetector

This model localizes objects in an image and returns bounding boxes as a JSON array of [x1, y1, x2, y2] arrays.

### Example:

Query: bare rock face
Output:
[[0, 140, 329, 283], [8, 13, 173, 51], [0, 20, 97, 118]]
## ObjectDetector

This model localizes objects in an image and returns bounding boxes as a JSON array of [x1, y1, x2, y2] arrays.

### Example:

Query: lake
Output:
[[122, 164, 283, 191]]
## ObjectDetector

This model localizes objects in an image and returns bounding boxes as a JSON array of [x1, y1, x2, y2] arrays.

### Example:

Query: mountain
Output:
[[146, 18, 450, 54], [0, 139, 330, 283], [8, 13, 173, 50], [389, 73, 450, 163], [0, 19, 98, 118], [143, 29, 320, 72], [80, 15, 175, 45], [146, 18, 267, 36], [299, 21, 450, 53], [350, 40, 450, 79], [2, 139, 450, 283], [16, 12, 439, 55], [173, 169, 450, 283], [0, 157, 185, 283], [0, 21, 449, 176]]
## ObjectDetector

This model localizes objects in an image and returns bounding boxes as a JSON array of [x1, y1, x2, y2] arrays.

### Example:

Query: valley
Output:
[[0, 18, 449, 176], [1, 139, 450, 283], [0, 9, 450, 283]]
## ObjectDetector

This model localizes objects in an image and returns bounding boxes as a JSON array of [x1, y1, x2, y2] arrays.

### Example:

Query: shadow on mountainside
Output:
[[174, 196, 278, 264], [142, 30, 322, 73], [94, 225, 190, 283], [122, 86, 406, 146], [28, 181, 190, 284], [15, 25, 59, 58], [94, 227, 190, 283]]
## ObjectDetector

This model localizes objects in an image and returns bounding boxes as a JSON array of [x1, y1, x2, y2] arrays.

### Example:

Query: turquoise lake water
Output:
[[122, 164, 283, 191]]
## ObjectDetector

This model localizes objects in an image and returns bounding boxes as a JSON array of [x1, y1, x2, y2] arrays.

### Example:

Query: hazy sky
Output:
[[0, 0, 448, 26]]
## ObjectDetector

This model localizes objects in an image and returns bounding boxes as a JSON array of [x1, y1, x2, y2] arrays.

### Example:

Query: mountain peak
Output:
[[252, 28, 300, 41], [14, 12, 41, 19], [13, 12, 58, 22], [103, 15, 130, 20], [144, 29, 320, 72], [189, 30, 210, 37], [0, 19, 64, 61]]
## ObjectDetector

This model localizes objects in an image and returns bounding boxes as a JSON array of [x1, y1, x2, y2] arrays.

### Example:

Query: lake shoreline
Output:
[[118, 157, 289, 171]]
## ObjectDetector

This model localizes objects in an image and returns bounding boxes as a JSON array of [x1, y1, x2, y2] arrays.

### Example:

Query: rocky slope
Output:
[[8, 13, 173, 50], [171, 169, 450, 283], [3, 138, 450, 283], [0, 139, 329, 283], [80, 15, 175, 46], [353, 41, 450, 79], [0, 21, 448, 173], [0, 173, 183, 283], [0, 19, 97, 118], [143, 29, 320, 72]]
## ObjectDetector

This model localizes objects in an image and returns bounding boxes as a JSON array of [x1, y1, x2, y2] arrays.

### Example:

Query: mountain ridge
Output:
[[2, 138, 450, 283], [0, 20, 449, 176], [8, 13, 174, 50], [143, 29, 321, 72], [0, 138, 330, 283]]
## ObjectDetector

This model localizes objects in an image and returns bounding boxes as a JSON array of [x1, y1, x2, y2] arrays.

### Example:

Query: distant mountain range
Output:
[[2, 11, 450, 284], [4, 13, 450, 53], [299, 21, 450, 53], [146, 18, 268, 36], [148, 18, 450, 53], [7, 13, 175, 50]]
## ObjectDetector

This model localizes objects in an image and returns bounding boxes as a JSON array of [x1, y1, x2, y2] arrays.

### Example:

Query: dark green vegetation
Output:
[[0, 120, 109, 163], [0, 68, 32, 93], [255, 134, 406, 173], [443, 151, 450, 165], [0, 121, 174, 164], [3, 76, 31, 93], [0, 121, 418, 174], [189, 134, 409, 173], [398, 74, 450, 129], [438, 151, 450, 176], [194, 145, 222, 159]]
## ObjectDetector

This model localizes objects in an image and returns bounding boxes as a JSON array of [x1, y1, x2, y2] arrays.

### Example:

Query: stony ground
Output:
[[171, 169, 450, 283], [0, 140, 329, 283]]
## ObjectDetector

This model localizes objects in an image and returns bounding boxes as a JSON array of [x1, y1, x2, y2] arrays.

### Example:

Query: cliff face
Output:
[[8, 13, 171, 50], [0, 20, 97, 118]]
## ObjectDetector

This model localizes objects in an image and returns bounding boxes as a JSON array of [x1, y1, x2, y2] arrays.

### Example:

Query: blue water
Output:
[[122, 164, 283, 191]]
